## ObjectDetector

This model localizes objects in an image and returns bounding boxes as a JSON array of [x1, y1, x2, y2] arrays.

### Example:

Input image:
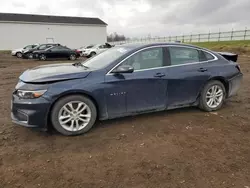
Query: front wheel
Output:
[[199, 80, 226, 112], [89, 52, 96, 57], [16, 52, 22, 58], [51, 95, 97, 136]]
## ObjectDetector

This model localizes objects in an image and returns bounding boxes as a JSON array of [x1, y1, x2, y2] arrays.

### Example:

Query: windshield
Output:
[[86, 45, 94, 49], [24, 45, 33, 49], [82, 47, 131, 69]]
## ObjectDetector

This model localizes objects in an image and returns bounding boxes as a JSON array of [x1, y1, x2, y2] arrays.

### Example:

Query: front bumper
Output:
[[11, 94, 51, 130], [11, 51, 16, 56], [227, 73, 243, 98]]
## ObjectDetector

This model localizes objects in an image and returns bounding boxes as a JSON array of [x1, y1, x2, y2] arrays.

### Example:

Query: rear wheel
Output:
[[69, 54, 76, 61], [199, 80, 226, 112], [51, 95, 97, 136], [39, 54, 47, 61], [16, 52, 22, 58]]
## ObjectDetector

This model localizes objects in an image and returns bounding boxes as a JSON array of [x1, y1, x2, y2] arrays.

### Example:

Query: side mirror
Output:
[[112, 65, 134, 74], [48, 49, 52, 52]]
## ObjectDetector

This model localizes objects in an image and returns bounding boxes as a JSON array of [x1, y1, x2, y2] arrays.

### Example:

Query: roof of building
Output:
[[0, 13, 107, 26]]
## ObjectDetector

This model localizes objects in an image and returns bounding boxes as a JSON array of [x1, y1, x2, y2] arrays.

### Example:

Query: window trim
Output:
[[106, 45, 218, 75]]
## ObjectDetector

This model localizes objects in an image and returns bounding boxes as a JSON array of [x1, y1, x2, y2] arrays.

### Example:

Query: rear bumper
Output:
[[11, 95, 51, 130], [227, 73, 243, 98]]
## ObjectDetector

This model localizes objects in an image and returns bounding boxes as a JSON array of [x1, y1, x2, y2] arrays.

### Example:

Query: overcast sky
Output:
[[1, 0, 250, 37]]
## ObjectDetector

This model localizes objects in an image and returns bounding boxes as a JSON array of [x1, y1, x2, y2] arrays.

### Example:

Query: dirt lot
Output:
[[0, 53, 250, 188]]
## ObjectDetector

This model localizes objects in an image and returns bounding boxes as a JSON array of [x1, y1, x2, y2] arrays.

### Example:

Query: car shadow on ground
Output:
[[44, 106, 203, 136]]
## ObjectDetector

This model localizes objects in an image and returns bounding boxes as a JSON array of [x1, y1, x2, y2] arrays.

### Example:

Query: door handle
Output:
[[198, 68, 207, 72], [154, 73, 165, 78]]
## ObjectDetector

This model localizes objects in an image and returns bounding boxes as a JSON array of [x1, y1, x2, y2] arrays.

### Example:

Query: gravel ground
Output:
[[0, 53, 250, 188]]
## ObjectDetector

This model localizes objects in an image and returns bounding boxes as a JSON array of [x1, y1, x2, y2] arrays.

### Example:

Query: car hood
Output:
[[20, 63, 91, 83], [12, 48, 23, 52]]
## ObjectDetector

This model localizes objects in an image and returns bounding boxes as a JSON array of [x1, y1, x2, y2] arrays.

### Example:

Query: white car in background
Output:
[[11, 44, 39, 58], [81, 43, 113, 57]]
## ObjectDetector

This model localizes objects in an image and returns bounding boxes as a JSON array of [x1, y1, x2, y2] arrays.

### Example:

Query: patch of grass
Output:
[[0, 50, 11, 54], [187, 40, 250, 54]]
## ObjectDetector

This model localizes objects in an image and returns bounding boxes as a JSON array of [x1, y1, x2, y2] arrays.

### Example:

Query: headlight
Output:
[[16, 90, 47, 99]]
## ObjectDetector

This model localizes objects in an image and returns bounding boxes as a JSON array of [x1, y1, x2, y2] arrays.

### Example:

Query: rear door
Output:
[[105, 47, 169, 117], [165, 46, 213, 108]]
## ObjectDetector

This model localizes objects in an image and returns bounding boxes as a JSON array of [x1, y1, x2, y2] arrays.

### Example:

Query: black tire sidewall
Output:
[[199, 80, 226, 112], [51, 95, 97, 136]]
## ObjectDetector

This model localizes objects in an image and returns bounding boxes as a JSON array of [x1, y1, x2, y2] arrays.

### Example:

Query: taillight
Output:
[[236, 65, 241, 72]]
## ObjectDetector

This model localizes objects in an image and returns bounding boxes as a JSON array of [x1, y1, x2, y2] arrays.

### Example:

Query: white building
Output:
[[0, 13, 107, 50]]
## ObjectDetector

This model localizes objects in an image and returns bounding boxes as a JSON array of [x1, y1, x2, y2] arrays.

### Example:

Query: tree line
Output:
[[107, 32, 127, 42]]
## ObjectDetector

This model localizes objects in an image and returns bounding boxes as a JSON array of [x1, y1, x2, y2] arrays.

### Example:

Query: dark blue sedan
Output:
[[11, 43, 243, 136]]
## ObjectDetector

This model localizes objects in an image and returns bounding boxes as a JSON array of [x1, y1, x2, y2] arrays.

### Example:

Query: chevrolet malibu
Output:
[[11, 43, 243, 136]]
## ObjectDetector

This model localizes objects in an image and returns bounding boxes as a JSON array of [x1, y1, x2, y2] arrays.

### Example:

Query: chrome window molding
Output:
[[106, 44, 218, 75]]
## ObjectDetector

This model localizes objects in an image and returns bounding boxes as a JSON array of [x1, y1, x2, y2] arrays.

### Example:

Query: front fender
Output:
[[44, 78, 108, 121]]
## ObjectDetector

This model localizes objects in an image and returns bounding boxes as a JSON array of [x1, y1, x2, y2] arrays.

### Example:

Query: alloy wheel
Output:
[[58, 101, 91, 132], [206, 85, 224, 108]]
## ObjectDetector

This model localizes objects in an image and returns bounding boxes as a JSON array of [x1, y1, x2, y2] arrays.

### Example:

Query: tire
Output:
[[39, 54, 47, 61], [16, 52, 22, 58], [90, 52, 96, 57], [51, 95, 97, 136], [27, 53, 33, 59], [69, 54, 76, 61], [199, 80, 226, 112]]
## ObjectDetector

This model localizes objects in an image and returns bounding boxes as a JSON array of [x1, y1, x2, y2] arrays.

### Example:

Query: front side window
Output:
[[121, 47, 164, 71], [169, 47, 199, 66]]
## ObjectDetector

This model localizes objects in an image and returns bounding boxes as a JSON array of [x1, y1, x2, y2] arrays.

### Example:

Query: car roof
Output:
[[117, 42, 205, 51]]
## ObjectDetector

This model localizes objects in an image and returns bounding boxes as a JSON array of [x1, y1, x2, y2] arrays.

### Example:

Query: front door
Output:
[[105, 47, 168, 117]]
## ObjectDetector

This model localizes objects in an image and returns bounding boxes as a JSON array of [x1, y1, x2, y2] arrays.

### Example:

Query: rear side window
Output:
[[204, 51, 215, 60], [168, 47, 200, 66]]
